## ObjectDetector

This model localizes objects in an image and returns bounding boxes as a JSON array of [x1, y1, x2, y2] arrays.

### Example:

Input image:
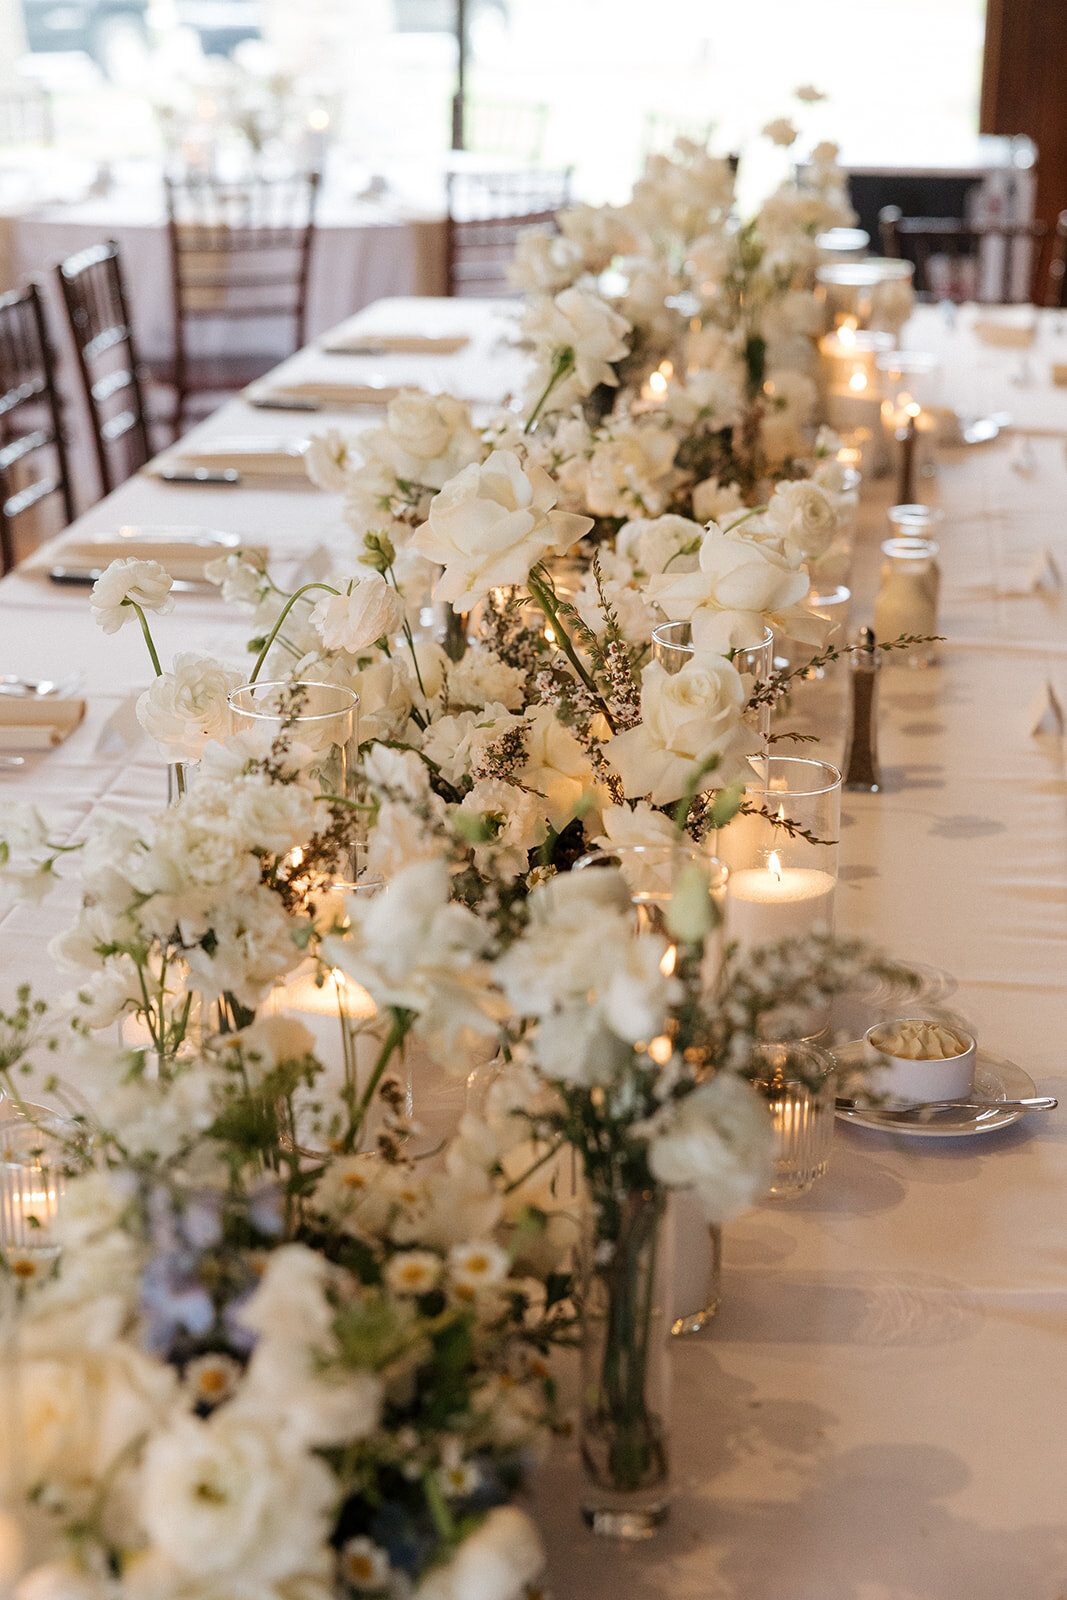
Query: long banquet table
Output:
[[0, 299, 1065, 1599]]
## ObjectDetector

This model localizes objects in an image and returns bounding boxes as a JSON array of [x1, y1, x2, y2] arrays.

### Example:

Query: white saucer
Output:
[[833, 1041, 1037, 1138]]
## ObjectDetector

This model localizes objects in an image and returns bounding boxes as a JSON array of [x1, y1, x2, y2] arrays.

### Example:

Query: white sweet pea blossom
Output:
[[521, 285, 632, 404], [89, 558, 174, 634], [606, 653, 757, 806], [643, 1072, 774, 1223], [136, 651, 245, 762], [309, 573, 406, 654], [304, 427, 357, 491], [506, 225, 585, 294], [415, 449, 592, 610], [646, 522, 823, 653]]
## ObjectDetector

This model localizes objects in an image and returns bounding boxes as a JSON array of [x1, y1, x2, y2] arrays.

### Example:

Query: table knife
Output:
[[248, 395, 322, 412], [158, 467, 242, 485], [836, 1094, 1056, 1117], [49, 568, 207, 592]]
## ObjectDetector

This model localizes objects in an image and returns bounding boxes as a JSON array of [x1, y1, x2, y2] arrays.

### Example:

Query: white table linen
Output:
[[0, 299, 1065, 1599]]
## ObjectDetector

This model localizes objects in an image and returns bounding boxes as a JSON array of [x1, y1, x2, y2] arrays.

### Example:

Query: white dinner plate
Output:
[[832, 1041, 1037, 1138]]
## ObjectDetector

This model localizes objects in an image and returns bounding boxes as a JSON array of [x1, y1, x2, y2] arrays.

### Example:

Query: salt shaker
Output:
[[873, 536, 941, 666], [841, 626, 882, 793]]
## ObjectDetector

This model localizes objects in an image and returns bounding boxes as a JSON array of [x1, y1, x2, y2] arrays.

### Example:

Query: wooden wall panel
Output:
[[981, 0, 1067, 231]]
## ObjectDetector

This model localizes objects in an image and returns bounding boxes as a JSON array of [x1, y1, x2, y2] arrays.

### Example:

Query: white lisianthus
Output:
[[646, 523, 822, 653], [139, 1410, 335, 1584], [762, 117, 798, 147], [89, 558, 174, 634], [644, 1073, 774, 1223], [455, 779, 544, 879], [310, 574, 406, 654], [606, 654, 756, 806], [304, 427, 357, 491], [136, 652, 244, 762], [521, 285, 632, 404], [413, 1506, 545, 1600], [415, 450, 592, 611], [764, 479, 838, 564]]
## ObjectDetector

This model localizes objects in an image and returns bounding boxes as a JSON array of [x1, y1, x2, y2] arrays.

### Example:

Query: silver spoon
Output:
[[0, 756, 26, 768]]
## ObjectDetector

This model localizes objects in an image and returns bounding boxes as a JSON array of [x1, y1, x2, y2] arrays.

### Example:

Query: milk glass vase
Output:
[[579, 1185, 673, 1538]]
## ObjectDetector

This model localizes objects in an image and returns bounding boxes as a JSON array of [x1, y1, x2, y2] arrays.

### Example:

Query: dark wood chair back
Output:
[[56, 240, 152, 498], [1044, 211, 1067, 307], [164, 170, 321, 426], [0, 283, 73, 575], [445, 169, 573, 297], [879, 204, 1049, 304]]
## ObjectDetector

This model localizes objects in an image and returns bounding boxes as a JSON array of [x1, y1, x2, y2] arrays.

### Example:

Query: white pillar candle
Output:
[[726, 857, 836, 953]]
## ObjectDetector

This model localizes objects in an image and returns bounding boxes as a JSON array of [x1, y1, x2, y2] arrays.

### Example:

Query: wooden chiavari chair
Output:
[[0, 282, 73, 575], [445, 169, 573, 298], [879, 204, 1050, 304]]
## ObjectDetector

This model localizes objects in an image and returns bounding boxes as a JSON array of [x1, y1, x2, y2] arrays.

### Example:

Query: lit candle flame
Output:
[[648, 370, 668, 395], [648, 1034, 673, 1064], [838, 323, 857, 349], [768, 850, 783, 881], [848, 370, 867, 392], [659, 944, 677, 976]]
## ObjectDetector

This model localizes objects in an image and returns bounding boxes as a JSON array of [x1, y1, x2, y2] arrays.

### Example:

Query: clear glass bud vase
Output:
[[579, 1186, 673, 1538]]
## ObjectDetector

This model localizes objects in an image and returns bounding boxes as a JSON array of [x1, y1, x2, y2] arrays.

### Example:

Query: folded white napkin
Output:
[[254, 380, 412, 408], [52, 536, 264, 583], [0, 696, 85, 750], [973, 305, 1037, 347], [146, 439, 311, 479], [1028, 679, 1065, 736], [320, 333, 469, 356]]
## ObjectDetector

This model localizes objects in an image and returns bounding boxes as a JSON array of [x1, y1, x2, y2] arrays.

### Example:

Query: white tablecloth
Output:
[[0, 300, 1065, 1599]]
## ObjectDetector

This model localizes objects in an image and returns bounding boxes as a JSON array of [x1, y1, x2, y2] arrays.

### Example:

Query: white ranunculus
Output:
[[646, 1073, 774, 1223], [646, 523, 820, 653], [415, 450, 592, 611], [445, 647, 526, 712], [304, 427, 357, 491], [136, 652, 244, 762], [666, 368, 743, 431], [606, 654, 756, 806], [89, 558, 174, 634], [413, 1506, 545, 1600], [139, 1410, 335, 1584], [582, 420, 679, 519], [764, 480, 838, 564], [203, 551, 269, 610], [310, 574, 406, 654]]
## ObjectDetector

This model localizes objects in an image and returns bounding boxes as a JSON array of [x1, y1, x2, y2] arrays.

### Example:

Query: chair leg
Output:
[[0, 511, 14, 577]]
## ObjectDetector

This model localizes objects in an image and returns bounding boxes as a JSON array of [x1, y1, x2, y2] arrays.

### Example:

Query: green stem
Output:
[[527, 567, 617, 732], [423, 1470, 458, 1546], [524, 349, 575, 435], [128, 601, 163, 678], [346, 1009, 410, 1151], [248, 583, 338, 683]]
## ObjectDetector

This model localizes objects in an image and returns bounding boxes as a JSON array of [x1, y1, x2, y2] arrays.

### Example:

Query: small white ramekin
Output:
[[863, 1020, 976, 1104]]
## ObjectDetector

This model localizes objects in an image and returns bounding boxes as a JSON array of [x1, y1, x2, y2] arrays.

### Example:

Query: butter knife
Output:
[[836, 1095, 1056, 1117]]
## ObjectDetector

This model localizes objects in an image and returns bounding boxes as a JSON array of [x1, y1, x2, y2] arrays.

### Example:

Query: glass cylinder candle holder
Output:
[[815, 226, 870, 264], [888, 503, 945, 541], [815, 258, 914, 334], [876, 351, 941, 481], [874, 537, 941, 666], [718, 757, 841, 959], [228, 680, 360, 799], [0, 1116, 68, 1282], [651, 621, 775, 748], [818, 327, 892, 436], [752, 1040, 836, 1196]]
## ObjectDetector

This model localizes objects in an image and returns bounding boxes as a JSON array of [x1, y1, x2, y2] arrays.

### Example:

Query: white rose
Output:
[[89, 558, 174, 634], [415, 450, 592, 611], [606, 654, 757, 805], [764, 480, 837, 563], [619, 513, 704, 577], [646, 1073, 774, 1223], [646, 523, 820, 653], [139, 1410, 335, 1584], [136, 652, 245, 762], [413, 1507, 545, 1600]]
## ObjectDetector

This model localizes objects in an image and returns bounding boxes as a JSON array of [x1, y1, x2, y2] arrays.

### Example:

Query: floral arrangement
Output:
[[0, 120, 915, 1593]]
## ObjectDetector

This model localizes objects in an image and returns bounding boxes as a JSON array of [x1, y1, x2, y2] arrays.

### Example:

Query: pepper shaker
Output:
[[841, 626, 882, 793]]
